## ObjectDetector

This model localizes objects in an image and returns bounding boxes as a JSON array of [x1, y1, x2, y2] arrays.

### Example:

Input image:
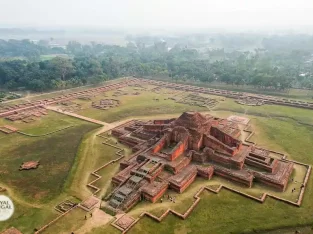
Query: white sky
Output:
[[0, 0, 313, 29]]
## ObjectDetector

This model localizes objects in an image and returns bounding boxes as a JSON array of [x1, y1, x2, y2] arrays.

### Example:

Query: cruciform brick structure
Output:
[[103, 111, 295, 213]]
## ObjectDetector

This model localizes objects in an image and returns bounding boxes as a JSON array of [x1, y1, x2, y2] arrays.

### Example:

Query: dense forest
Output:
[[0, 34, 313, 91]]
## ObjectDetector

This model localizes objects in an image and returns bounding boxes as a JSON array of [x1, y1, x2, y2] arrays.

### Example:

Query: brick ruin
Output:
[[79, 196, 100, 212], [113, 90, 129, 97], [58, 101, 82, 112], [0, 227, 23, 234], [138, 78, 313, 110], [19, 161, 40, 170], [5, 107, 48, 123], [1, 77, 312, 122], [104, 111, 294, 213], [77, 95, 93, 101], [91, 99, 120, 110], [129, 83, 147, 92], [227, 115, 250, 125], [176, 93, 219, 108], [0, 125, 18, 134], [113, 214, 136, 231], [236, 97, 265, 106], [0, 78, 139, 118], [55, 200, 77, 213], [151, 86, 179, 95]]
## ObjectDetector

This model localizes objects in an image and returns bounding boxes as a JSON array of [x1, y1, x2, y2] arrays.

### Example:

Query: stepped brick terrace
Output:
[[104, 111, 295, 213]]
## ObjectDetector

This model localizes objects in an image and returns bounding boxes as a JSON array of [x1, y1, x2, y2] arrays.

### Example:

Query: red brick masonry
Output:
[[105, 111, 298, 214]]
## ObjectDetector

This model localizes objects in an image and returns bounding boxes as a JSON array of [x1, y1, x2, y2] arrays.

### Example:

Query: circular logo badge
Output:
[[0, 195, 14, 221]]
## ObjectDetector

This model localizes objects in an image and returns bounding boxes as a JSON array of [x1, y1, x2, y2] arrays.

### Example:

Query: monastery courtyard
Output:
[[0, 77, 313, 234]]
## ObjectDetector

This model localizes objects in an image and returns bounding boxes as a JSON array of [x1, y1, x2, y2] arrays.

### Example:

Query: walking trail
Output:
[[46, 106, 112, 126]]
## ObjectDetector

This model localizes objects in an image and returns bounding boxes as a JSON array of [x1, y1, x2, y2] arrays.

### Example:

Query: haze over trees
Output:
[[0, 34, 313, 92]]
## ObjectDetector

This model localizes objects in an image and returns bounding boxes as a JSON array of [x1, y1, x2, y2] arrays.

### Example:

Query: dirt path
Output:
[[74, 208, 113, 234], [46, 106, 112, 126]]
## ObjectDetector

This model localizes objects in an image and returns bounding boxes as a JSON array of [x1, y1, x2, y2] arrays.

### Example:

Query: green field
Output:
[[1, 84, 313, 234], [71, 86, 208, 122], [0, 112, 98, 203], [0, 111, 99, 233]]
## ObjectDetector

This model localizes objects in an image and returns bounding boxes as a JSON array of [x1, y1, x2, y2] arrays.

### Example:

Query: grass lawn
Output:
[[0, 112, 99, 233], [0, 123, 98, 203], [0, 110, 79, 135], [216, 99, 313, 126], [0, 199, 57, 234], [0, 111, 99, 205], [73, 87, 208, 123], [41, 208, 87, 234]]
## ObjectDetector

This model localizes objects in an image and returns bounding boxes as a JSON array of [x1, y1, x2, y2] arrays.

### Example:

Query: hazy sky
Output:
[[0, 0, 313, 29]]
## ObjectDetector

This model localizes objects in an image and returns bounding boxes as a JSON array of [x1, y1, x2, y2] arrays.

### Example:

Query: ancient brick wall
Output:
[[143, 124, 166, 133], [171, 126, 190, 143], [189, 134, 203, 151], [214, 167, 253, 187], [169, 140, 187, 161], [203, 134, 237, 155], [190, 151, 207, 163], [210, 126, 241, 148], [131, 131, 155, 140], [153, 119, 175, 124], [152, 135, 168, 153], [142, 184, 168, 203]]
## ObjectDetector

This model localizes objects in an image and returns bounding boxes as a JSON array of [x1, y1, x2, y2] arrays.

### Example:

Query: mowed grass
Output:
[[0, 198, 57, 234], [0, 110, 77, 135], [0, 115, 98, 203], [41, 208, 87, 234], [74, 87, 207, 123], [128, 189, 312, 234], [216, 98, 313, 126]]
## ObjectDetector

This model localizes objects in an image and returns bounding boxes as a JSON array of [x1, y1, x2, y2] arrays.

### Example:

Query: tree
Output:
[[49, 57, 74, 80]]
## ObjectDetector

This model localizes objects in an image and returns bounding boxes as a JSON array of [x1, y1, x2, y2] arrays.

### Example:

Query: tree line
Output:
[[0, 36, 313, 91]]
